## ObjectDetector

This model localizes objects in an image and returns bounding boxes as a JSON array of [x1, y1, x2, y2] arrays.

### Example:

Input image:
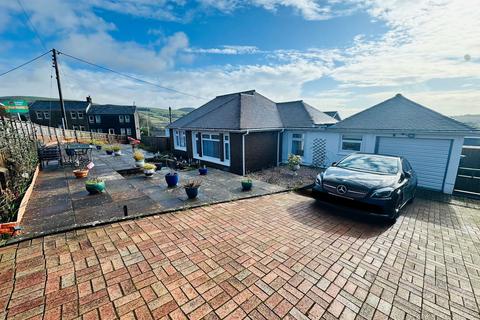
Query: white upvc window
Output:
[[88, 115, 94, 123], [193, 131, 230, 166], [70, 111, 77, 119], [174, 129, 186, 150], [36, 111, 43, 119], [43, 112, 50, 119], [72, 125, 78, 130], [108, 128, 115, 134], [120, 128, 126, 135], [341, 134, 363, 152], [95, 115, 101, 123], [97, 129, 103, 133], [79, 125, 85, 131], [77, 112, 84, 119], [119, 115, 124, 123], [125, 115, 130, 123], [126, 128, 132, 136], [291, 133, 305, 156]]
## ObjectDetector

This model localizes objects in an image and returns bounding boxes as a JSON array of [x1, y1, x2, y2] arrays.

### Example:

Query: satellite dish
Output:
[[464, 54, 471, 61]]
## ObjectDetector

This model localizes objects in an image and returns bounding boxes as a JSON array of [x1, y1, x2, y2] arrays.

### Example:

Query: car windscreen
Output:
[[337, 154, 399, 174]]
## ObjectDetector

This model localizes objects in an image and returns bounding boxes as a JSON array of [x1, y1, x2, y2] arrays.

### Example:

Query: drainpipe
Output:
[[242, 130, 250, 176], [277, 129, 284, 166]]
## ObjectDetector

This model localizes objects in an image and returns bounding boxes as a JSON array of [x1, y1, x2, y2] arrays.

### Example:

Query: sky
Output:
[[0, 0, 479, 117]]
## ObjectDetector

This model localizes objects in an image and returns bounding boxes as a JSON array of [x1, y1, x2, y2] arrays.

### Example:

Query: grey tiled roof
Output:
[[88, 104, 136, 114], [169, 90, 335, 130], [331, 94, 474, 132], [30, 100, 89, 111], [277, 101, 337, 127], [324, 111, 341, 121]]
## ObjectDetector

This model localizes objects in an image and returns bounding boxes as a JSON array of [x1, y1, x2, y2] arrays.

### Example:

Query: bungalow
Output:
[[168, 91, 476, 194], [167, 90, 337, 175]]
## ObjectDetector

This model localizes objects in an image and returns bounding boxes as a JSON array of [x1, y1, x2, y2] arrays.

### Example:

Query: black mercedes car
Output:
[[312, 153, 417, 221]]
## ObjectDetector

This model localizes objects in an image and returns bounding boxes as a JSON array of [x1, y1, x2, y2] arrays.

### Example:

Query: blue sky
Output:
[[0, 0, 479, 117]]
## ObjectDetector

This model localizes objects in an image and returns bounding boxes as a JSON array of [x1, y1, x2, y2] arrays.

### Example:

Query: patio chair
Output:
[[38, 145, 62, 169]]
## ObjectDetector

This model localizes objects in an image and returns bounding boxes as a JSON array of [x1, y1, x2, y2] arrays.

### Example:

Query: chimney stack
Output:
[[86, 96, 92, 104]]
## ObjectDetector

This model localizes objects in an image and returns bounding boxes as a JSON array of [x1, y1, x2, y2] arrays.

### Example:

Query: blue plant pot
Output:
[[199, 167, 208, 175], [96, 145, 102, 150], [106, 150, 113, 155], [165, 173, 178, 187], [185, 187, 198, 199]]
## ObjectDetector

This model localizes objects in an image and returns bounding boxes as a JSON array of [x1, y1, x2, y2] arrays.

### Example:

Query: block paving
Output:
[[1, 192, 480, 319]]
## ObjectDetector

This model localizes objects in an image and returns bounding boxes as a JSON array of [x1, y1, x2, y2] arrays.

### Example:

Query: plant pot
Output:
[[106, 150, 113, 155], [73, 169, 89, 179], [185, 187, 198, 199], [165, 173, 179, 187], [144, 169, 155, 177], [292, 164, 300, 171], [135, 160, 145, 167], [198, 167, 208, 175], [96, 145, 102, 150], [241, 181, 252, 191], [85, 181, 106, 194], [114, 150, 122, 156]]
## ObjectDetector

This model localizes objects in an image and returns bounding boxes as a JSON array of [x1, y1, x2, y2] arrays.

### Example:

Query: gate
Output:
[[454, 139, 480, 196]]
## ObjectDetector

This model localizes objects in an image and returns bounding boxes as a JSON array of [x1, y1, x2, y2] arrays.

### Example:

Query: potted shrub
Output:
[[241, 178, 253, 191], [94, 140, 105, 150], [183, 180, 201, 199], [198, 165, 208, 175], [112, 145, 122, 156], [165, 170, 179, 187], [133, 151, 145, 167], [143, 163, 156, 177], [288, 154, 302, 171], [104, 145, 114, 155], [85, 178, 105, 194]]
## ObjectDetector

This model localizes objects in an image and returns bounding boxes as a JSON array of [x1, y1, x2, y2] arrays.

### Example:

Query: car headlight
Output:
[[315, 174, 322, 185], [371, 187, 394, 198]]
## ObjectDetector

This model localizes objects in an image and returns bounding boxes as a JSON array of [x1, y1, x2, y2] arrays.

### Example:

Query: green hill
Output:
[[452, 114, 480, 129], [137, 107, 192, 135]]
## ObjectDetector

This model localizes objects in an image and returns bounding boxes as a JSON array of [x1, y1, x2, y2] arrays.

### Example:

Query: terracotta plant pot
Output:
[[73, 169, 89, 179]]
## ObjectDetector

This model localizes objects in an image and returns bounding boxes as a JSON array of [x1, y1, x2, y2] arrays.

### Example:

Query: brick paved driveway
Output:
[[1, 192, 479, 319]]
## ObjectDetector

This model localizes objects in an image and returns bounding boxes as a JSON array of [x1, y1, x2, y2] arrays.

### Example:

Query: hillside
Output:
[[137, 107, 192, 135], [452, 114, 480, 129]]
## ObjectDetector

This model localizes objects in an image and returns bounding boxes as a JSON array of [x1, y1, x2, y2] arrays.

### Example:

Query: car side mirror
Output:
[[404, 171, 411, 178], [331, 162, 337, 167]]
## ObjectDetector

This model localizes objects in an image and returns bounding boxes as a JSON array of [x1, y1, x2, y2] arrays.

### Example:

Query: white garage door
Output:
[[377, 137, 451, 191]]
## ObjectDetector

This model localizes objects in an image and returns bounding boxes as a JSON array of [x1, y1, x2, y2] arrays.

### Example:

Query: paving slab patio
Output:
[[0, 192, 479, 319], [14, 146, 285, 241]]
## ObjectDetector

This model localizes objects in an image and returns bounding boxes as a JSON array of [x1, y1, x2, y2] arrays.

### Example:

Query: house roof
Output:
[[277, 101, 337, 127], [30, 100, 90, 111], [169, 90, 284, 130], [168, 90, 336, 130], [331, 94, 474, 132], [324, 111, 342, 121], [88, 104, 136, 114]]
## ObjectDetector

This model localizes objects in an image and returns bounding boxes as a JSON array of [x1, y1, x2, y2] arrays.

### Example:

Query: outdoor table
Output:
[[64, 143, 94, 165]]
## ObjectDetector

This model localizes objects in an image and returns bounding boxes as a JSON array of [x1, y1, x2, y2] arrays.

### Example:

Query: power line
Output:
[[57, 50, 207, 100], [16, 0, 48, 51], [0, 50, 51, 78]]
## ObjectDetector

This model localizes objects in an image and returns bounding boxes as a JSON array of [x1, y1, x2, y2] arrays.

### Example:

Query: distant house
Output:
[[29, 99, 91, 130], [87, 104, 140, 139], [167, 90, 337, 175], [29, 96, 141, 139], [169, 91, 477, 194]]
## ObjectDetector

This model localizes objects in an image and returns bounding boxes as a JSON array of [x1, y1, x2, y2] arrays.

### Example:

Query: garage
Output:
[[376, 137, 451, 191]]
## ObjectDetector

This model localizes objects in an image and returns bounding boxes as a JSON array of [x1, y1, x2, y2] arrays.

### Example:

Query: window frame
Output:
[[125, 115, 130, 123], [192, 131, 230, 166], [36, 111, 43, 119], [43, 111, 50, 119], [340, 134, 363, 152], [290, 133, 305, 157], [88, 115, 94, 123], [70, 111, 77, 119], [120, 128, 126, 135], [108, 128, 115, 135], [126, 128, 132, 136], [173, 129, 187, 151], [77, 112, 84, 119], [95, 115, 101, 123], [119, 115, 124, 123]]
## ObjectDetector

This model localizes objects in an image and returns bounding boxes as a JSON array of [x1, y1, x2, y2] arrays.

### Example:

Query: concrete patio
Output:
[[14, 146, 285, 242]]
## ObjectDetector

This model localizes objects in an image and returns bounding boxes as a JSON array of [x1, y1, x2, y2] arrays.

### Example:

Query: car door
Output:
[[402, 159, 416, 200]]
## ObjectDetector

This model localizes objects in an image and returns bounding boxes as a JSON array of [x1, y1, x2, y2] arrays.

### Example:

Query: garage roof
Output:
[[331, 94, 474, 132]]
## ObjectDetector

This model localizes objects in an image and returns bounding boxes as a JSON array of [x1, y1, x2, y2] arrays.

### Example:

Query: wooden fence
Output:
[[141, 135, 170, 153]]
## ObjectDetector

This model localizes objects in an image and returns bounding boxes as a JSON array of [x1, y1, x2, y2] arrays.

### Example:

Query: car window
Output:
[[403, 159, 413, 172], [337, 154, 399, 174]]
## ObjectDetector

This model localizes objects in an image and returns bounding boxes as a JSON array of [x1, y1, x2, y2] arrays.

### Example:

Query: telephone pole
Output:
[[52, 49, 68, 130]]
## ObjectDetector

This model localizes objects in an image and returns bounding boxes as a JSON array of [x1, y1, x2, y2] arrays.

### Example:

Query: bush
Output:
[[287, 154, 302, 167], [133, 151, 144, 161]]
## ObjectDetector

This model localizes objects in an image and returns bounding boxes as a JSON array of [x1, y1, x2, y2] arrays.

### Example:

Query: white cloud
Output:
[[186, 45, 261, 55]]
